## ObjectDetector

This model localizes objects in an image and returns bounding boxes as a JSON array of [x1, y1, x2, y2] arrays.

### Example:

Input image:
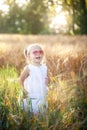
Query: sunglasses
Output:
[[32, 50, 44, 55]]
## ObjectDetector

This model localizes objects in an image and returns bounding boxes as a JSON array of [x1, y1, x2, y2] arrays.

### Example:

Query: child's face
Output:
[[28, 46, 44, 65]]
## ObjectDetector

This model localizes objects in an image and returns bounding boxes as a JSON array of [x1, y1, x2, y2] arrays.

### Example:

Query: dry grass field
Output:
[[0, 34, 87, 81], [0, 34, 87, 130], [0, 34, 87, 70]]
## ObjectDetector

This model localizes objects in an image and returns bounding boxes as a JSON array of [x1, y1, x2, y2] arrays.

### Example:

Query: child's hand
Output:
[[23, 88, 28, 99], [45, 77, 49, 85]]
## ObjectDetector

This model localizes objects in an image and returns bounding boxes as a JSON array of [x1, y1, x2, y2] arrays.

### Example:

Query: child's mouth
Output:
[[35, 57, 41, 59]]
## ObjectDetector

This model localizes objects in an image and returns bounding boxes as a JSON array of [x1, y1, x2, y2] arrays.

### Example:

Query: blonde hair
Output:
[[24, 43, 43, 58]]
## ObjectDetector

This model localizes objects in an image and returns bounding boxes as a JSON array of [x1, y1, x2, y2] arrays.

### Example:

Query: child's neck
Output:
[[30, 62, 41, 66]]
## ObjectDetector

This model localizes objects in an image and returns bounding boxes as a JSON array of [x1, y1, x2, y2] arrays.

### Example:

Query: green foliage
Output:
[[62, 0, 87, 34], [0, 0, 54, 34], [0, 66, 22, 129], [0, 0, 87, 34], [0, 66, 87, 129]]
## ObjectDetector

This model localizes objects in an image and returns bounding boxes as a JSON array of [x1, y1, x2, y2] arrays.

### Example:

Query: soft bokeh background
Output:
[[0, 0, 87, 34]]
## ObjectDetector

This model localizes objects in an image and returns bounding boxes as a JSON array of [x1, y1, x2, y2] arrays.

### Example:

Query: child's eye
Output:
[[32, 50, 44, 55], [39, 50, 44, 55], [33, 51, 38, 55]]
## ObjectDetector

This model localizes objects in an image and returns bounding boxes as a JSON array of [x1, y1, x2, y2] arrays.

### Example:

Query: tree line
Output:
[[0, 0, 87, 34]]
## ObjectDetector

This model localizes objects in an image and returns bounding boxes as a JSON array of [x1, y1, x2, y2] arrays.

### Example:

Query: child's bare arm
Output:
[[19, 66, 29, 87], [46, 69, 50, 85]]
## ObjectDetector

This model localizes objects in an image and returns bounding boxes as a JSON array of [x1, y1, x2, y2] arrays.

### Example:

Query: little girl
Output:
[[19, 43, 49, 114]]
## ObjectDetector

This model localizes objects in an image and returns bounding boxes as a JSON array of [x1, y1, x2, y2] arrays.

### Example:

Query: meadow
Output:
[[0, 34, 87, 130]]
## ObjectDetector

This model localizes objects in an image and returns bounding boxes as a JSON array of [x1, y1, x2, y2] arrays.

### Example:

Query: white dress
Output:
[[23, 64, 48, 114]]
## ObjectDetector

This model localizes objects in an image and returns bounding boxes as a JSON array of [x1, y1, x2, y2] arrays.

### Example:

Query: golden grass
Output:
[[0, 35, 87, 100], [0, 34, 87, 129], [0, 34, 87, 84], [0, 34, 87, 85], [0, 34, 87, 70]]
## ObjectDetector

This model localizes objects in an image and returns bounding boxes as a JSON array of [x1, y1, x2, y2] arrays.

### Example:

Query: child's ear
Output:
[[24, 49, 27, 58]]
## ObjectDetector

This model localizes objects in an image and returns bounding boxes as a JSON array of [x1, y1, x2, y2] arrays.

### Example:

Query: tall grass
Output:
[[0, 65, 87, 130], [0, 66, 61, 130], [0, 34, 87, 129]]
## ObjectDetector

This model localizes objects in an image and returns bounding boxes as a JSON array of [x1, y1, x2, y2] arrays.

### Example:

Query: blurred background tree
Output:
[[0, 0, 87, 34], [62, 0, 87, 34]]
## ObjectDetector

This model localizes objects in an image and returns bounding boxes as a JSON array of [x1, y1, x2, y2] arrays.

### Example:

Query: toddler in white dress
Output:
[[19, 44, 49, 114]]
